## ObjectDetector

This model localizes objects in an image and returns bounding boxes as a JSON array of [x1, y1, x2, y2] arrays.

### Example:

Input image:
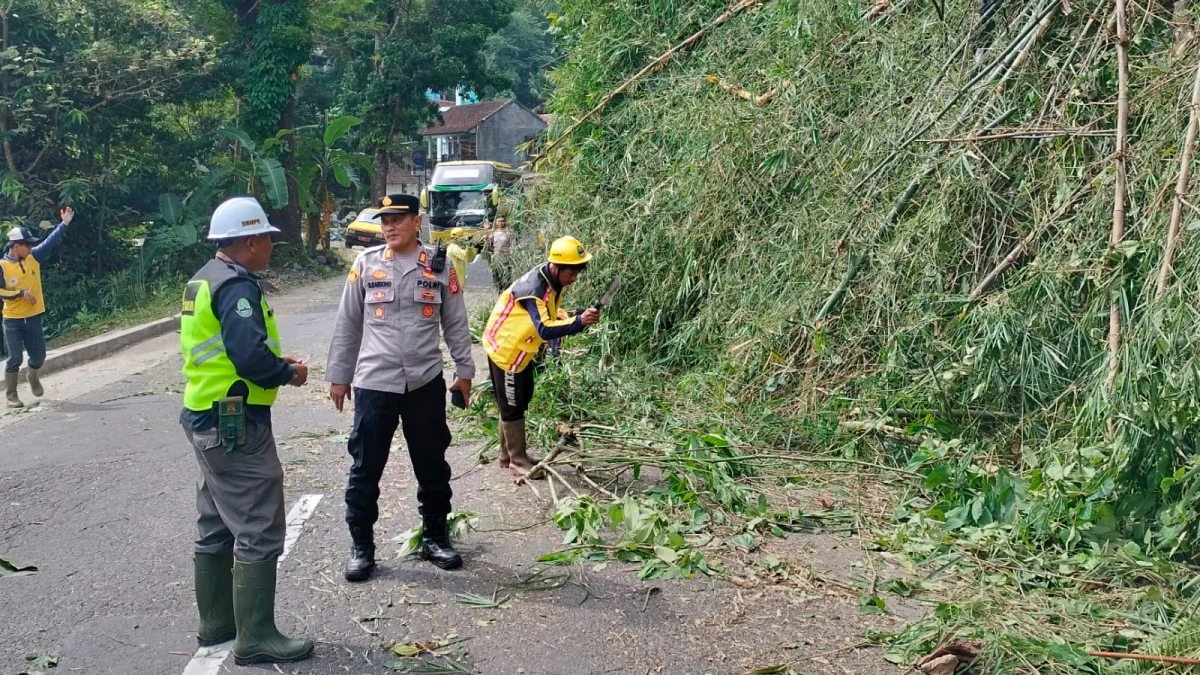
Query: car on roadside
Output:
[[344, 208, 383, 248]]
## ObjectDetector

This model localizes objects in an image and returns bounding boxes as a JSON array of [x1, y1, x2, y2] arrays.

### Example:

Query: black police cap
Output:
[[372, 193, 420, 218]]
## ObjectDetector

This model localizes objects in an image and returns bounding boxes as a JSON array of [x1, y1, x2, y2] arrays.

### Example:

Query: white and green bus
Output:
[[420, 160, 523, 243]]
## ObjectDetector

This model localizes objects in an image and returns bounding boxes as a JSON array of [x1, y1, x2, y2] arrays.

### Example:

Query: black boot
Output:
[[420, 516, 462, 570], [344, 526, 375, 582]]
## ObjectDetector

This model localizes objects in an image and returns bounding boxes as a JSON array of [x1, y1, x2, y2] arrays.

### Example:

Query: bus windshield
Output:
[[429, 190, 488, 226]]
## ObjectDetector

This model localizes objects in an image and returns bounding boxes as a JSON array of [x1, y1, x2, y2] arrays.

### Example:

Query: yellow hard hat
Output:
[[548, 236, 592, 265], [450, 227, 466, 237]]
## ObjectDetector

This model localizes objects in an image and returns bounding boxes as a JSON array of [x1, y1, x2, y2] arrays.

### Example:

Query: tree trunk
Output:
[[372, 147, 388, 201], [270, 95, 304, 247], [0, 4, 19, 180]]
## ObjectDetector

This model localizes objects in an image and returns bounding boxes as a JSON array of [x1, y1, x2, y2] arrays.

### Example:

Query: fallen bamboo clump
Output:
[[532, 0, 762, 168]]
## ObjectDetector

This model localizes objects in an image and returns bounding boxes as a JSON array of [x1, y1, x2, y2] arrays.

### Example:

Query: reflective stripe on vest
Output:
[[483, 276, 560, 374], [180, 260, 282, 411]]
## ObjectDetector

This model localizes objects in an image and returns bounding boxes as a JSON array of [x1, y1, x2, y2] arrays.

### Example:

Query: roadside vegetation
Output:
[[483, 0, 1200, 671]]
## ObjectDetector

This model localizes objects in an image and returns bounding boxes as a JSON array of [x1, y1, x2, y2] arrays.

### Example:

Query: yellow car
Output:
[[344, 208, 383, 249]]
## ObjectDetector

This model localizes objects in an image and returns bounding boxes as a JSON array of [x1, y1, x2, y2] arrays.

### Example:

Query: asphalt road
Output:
[[0, 261, 909, 675]]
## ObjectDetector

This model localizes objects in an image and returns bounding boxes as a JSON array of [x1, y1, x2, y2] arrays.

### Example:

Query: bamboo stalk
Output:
[[857, 0, 1059, 190], [1106, 0, 1130, 402], [531, 0, 761, 168], [996, 6, 1057, 93], [965, 179, 1093, 303], [923, 128, 1114, 144], [815, 165, 932, 323], [1155, 56, 1200, 299], [1089, 650, 1200, 665]]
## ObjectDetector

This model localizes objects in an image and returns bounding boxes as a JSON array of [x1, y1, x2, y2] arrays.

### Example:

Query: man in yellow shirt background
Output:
[[1, 205, 73, 408]]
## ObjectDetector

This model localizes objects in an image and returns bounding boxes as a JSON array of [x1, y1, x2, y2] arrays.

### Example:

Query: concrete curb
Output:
[[18, 313, 181, 382]]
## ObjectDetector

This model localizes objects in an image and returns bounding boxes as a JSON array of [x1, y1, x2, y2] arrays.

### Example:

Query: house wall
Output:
[[475, 103, 547, 167]]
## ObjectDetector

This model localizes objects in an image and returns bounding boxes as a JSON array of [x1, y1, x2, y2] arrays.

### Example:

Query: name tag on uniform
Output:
[[414, 286, 441, 304]]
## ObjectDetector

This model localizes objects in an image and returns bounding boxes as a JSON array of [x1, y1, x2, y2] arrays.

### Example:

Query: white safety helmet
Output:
[[207, 197, 281, 241]]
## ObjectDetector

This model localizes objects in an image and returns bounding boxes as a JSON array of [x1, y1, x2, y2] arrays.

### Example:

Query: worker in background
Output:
[[325, 193, 475, 582], [0, 206, 73, 408], [179, 196, 313, 665], [483, 236, 600, 480], [489, 216, 514, 292], [446, 228, 479, 288]]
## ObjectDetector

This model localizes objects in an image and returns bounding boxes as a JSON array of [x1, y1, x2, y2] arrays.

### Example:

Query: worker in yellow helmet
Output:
[[482, 236, 600, 480]]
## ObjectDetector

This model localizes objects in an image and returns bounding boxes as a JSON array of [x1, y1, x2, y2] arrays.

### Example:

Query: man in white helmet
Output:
[[178, 196, 313, 665], [0, 205, 73, 407]]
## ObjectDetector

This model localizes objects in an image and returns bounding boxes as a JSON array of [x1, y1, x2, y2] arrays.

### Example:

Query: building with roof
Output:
[[419, 98, 547, 168]]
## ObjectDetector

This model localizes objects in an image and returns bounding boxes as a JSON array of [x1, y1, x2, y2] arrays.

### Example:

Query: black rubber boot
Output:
[[194, 553, 235, 647], [420, 516, 462, 570], [231, 558, 314, 665], [344, 526, 375, 582]]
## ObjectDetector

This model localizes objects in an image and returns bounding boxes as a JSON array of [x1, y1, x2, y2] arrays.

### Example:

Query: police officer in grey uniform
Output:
[[325, 193, 475, 581]]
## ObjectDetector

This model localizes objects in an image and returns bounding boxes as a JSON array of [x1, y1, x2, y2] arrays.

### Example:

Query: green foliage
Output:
[[320, 0, 516, 167], [485, 0, 559, 108], [219, 0, 312, 140], [533, 0, 1200, 557], [523, 0, 1200, 668]]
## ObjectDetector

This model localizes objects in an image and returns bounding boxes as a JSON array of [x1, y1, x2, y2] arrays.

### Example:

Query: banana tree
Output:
[[219, 127, 291, 210], [147, 164, 233, 277], [294, 115, 373, 251]]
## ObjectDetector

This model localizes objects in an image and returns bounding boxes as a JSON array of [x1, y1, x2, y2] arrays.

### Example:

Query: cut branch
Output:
[[1156, 55, 1200, 299], [531, 0, 762, 168]]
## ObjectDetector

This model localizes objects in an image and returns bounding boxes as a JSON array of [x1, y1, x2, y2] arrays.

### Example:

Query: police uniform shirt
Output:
[[179, 258, 295, 431], [325, 244, 475, 393]]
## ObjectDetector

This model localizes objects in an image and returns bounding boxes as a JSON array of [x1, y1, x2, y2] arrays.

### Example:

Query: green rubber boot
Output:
[[6, 371, 22, 408], [27, 367, 42, 398], [194, 553, 235, 646], [232, 559, 314, 665]]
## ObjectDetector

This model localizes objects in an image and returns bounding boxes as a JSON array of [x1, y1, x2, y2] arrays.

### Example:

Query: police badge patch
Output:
[[449, 268, 460, 295], [235, 297, 254, 318]]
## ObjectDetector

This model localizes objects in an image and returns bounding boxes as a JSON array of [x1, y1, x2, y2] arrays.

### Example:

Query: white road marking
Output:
[[181, 493, 323, 675], [281, 494, 323, 561], [181, 643, 232, 675]]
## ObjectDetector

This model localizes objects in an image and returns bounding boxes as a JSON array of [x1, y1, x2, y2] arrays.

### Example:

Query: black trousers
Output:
[[489, 356, 536, 422], [345, 377, 452, 529]]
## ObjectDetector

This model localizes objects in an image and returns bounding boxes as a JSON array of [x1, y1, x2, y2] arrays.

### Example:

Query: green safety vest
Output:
[[180, 259, 282, 411]]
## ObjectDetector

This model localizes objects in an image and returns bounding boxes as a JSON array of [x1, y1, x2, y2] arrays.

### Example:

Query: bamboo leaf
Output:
[[0, 555, 37, 577]]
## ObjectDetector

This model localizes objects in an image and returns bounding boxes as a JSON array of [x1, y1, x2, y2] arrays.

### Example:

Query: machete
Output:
[[594, 276, 622, 311]]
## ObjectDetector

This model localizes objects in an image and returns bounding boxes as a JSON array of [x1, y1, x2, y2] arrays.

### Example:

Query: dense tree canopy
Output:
[[0, 0, 552, 337]]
